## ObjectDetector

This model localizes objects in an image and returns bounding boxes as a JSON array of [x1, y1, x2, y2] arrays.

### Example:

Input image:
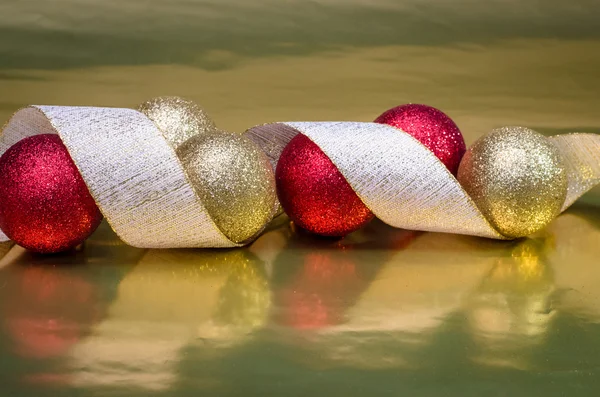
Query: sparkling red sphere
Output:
[[374, 104, 466, 175], [0, 134, 103, 253], [276, 134, 374, 237]]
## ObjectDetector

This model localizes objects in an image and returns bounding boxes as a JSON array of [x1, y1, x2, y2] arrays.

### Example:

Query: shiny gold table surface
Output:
[[1, 207, 600, 396], [2, 0, 600, 395]]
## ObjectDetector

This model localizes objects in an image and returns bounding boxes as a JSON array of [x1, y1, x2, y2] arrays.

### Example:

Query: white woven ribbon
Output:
[[0, 106, 238, 248], [1, 107, 598, 246], [551, 133, 600, 211], [246, 122, 600, 240]]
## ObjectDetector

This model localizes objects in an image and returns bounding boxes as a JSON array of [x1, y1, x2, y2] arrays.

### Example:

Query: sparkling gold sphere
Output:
[[458, 126, 567, 238], [177, 132, 277, 244], [137, 96, 217, 150]]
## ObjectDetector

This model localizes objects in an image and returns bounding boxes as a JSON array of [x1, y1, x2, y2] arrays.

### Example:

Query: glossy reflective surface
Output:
[[1, 209, 600, 395], [1, 0, 600, 395]]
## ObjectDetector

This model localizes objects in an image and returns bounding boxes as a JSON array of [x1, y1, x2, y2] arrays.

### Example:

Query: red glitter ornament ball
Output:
[[0, 134, 103, 253], [276, 134, 374, 237], [374, 104, 466, 175]]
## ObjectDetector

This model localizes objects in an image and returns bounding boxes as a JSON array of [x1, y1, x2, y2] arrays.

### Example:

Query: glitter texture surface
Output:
[[458, 126, 568, 238], [374, 104, 466, 175], [0, 104, 597, 249], [252, 122, 505, 239], [551, 133, 600, 211], [177, 132, 277, 244], [276, 134, 374, 237], [138, 96, 217, 150], [0, 134, 103, 253], [0, 106, 238, 248]]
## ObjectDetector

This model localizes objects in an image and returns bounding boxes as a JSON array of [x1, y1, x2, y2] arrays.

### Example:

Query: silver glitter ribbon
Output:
[[0, 106, 238, 248], [246, 122, 600, 239], [1, 107, 599, 245]]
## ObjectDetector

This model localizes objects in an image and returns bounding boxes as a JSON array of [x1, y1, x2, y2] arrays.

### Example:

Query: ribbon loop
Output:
[[0, 106, 237, 248], [247, 122, 600, 240]]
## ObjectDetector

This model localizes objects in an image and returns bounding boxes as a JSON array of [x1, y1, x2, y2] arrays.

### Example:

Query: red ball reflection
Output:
[[276, 252, 363, 329], [3, 266, 102, 358], [274, 223, 418, 330]]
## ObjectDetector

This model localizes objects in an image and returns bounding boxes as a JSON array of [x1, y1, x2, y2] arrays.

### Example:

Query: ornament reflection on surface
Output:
[[548, 205, 600, 319], [2, 265, 101, 359], [467, 237, 555, 369], [283, 231, 505, 369], [272, 220, 416, 330], [0, 222, 138, 361], [67, 248, 270, 391], [276, 252, 365, 329]]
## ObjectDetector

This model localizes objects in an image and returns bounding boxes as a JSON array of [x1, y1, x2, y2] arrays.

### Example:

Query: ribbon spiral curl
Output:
[[1, 100, 599, 249], [246, 122, 600, 240], [0, 103, 278, 248]]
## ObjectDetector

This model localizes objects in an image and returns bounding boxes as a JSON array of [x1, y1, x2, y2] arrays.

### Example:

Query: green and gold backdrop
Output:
[[1, 0, 600, 395]]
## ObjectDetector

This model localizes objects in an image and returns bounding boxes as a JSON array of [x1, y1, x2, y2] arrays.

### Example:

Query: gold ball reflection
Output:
[[116, 249, 271, 340], [467, 237, 555, 369], [271, 224, 494, 369], [67, 248, 271, 390]]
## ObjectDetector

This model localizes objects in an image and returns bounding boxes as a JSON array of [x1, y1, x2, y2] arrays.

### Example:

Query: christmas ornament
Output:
[[0, 102, 277, 250], [246, 121, 600, 240], [276, 134, 374, 237], [138, 96, 217, 150], [374, 104, 466, 175], [0, 134, 103, 253], [177, 132, 277, 244], [458, 126, 567, 238], [1, 99, 599, 252]]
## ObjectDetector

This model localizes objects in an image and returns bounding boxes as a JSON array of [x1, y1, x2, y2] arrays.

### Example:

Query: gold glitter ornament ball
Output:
[[458, 126, 567, 238], [137, 96, 217, 150], [177, 132, 277, 244]]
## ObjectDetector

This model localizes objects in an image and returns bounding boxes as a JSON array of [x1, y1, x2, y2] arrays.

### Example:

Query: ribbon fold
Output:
[[1, 106, 599, 246], [246, 122, 600, 240], [0, 106, 239, 248]]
